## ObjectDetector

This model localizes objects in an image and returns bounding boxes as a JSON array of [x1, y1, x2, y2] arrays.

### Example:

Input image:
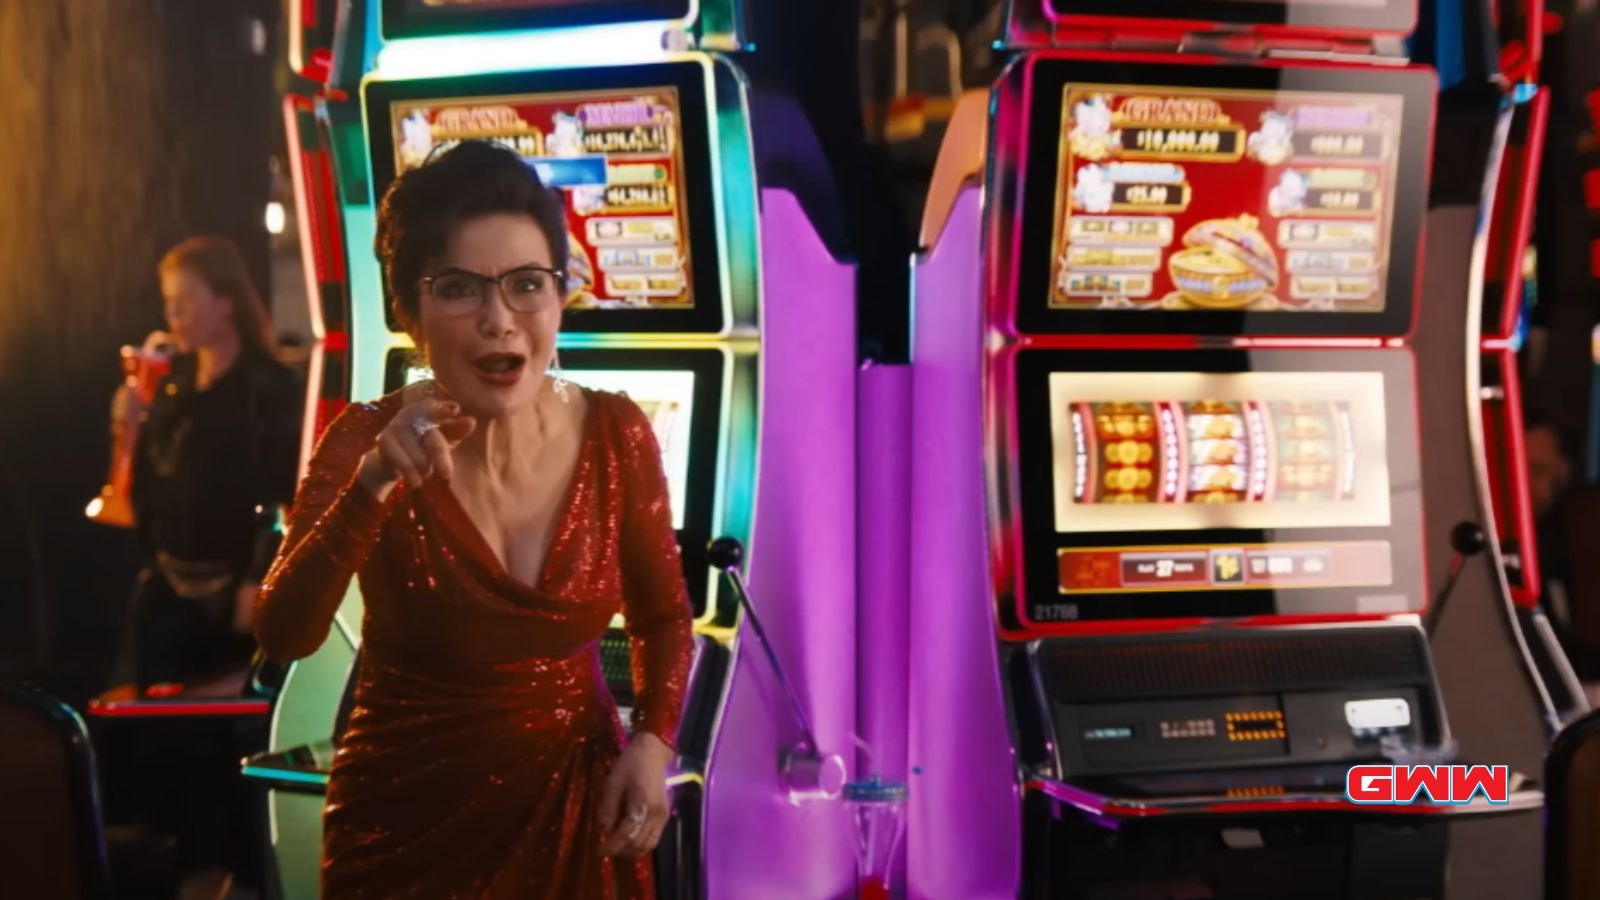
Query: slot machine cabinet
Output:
[[1470, 1, 1590, 721], [258, 6, 374, 897], [906, 2, 1568, 896], [256, 3, 864, 898]]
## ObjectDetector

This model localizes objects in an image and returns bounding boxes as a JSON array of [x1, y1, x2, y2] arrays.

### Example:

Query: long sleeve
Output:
[[612, 396, 695, 747], [253, 400, 395, 662]]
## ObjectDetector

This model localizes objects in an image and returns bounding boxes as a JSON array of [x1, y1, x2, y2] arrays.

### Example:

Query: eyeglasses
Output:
[[420, 265, 566, 317]]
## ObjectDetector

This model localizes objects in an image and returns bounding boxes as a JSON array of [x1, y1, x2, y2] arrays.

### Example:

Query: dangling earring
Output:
[[549, 351, 571, 403]]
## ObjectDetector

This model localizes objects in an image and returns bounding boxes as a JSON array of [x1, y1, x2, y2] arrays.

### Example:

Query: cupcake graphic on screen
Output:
[[1248, 111, 1294, 165], [398, 110, 434, 170], [1068, 96, 1121, 161], [1072, 164, 1115, 214]]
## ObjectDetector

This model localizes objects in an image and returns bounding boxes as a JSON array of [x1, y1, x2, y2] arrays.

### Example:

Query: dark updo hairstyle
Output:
[[375, 140, 570, 327]]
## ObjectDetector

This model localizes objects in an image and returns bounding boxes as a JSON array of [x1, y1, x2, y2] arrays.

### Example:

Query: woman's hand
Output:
[[597, 731, 674, 859], [357, 390, 476, 498]]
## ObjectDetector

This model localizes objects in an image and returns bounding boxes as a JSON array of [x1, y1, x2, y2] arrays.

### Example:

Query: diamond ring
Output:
[[411, 416, 439, 439]]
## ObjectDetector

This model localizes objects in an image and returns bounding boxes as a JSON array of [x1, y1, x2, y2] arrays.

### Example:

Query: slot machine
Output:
[[248, 3, 372, 898], [250, 1, 863, 897], [906, 1, 1578, 897], [1473, 0, 1589, 719]]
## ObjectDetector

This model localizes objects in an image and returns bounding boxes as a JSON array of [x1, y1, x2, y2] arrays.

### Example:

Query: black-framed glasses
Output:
[[420, 265, 567, 316]]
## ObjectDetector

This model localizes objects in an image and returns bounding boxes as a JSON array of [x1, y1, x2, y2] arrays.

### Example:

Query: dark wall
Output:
[[0, 0, 278, 702]]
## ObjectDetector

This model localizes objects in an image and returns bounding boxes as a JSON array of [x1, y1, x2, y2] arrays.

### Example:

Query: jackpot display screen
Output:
[[382, 0, 693, 39], [1042, 0, 1415, 34], [384, 346, 723, 615], [1013, 58, 1433, 337], [1012, 348, 1424, 627], [367, 63, 722, 334]]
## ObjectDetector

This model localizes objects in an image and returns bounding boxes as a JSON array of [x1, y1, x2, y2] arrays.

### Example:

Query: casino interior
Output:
[[7, 0, 1600, 898]]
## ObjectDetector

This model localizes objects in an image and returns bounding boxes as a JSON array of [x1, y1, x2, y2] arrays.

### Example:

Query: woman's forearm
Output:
[[254, 466, 386, 661]]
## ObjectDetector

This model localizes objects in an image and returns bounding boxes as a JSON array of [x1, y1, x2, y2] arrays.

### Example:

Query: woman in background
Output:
[[107, 235, 302, 900], [116, 235, 302, 689], [254, 141, 693, 898]]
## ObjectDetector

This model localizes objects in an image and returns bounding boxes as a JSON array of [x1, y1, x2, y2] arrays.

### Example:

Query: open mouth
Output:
[[473, 352, 526, 376]]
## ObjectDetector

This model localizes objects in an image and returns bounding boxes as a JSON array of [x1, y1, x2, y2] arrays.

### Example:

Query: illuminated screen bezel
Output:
[[554, 368, 696, 530], [1012, 58, 1433, 338], [1011, 347, 1424, 627], [1043, 0, 1416, 34], [365, 62, 724, 335], [380, 0, 693, 39], [383, 346, 723, 618]]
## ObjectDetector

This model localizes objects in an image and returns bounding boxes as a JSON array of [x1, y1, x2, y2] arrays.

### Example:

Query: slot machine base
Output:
[[1023, 792, 1449, 900]]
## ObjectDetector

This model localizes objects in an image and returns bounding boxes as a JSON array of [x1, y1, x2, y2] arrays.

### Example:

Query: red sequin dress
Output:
[[254, 388, 694, 899]]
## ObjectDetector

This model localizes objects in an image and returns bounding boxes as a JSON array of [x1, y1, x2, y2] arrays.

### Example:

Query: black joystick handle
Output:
[[1450, 521, 1487, 557], [708, 536, 744, 572], [1424, 521, 1488, 635], [707, 536, 822, 754]]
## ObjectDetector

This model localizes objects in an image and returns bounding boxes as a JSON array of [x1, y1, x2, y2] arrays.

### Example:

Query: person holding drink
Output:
[[97, 236, 302, 898], [109, 236, 302, 692]]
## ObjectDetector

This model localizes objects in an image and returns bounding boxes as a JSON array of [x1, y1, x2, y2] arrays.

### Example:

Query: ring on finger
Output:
[[625, 807, 647, 839], [411, 416, 439, 440]]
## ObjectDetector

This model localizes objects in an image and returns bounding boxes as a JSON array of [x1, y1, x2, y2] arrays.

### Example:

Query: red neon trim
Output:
[[1586, 171, 1600, 212], [999, 617, 1214, 642], [1039, 9, 1418, 41], [323, 331, 348, 352], [312, 147, 347, 282], [305, 59, 331, 85], [1493, 349, 1543, 607]]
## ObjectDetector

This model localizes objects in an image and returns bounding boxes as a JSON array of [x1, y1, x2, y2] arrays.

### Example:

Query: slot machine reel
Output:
[[708, 537, 847, 804], [86, 332, 172, 528]]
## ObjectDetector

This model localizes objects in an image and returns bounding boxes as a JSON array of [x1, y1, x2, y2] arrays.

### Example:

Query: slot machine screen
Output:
[[1013, 58, 1433, 337], [554, 368, 694, 530], [366, 62, 722, 334], [1011, 348, 1424, 629], [381, 0, 693, 39], [1042, 0, 1416, 35], [384, 346, 723, 615]]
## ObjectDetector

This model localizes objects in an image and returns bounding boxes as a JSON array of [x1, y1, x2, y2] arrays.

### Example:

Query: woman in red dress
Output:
[[254, 141, 693, 899]]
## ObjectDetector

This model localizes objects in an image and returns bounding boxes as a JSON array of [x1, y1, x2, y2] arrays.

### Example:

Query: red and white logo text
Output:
[[1345, 765, 1510, 805]]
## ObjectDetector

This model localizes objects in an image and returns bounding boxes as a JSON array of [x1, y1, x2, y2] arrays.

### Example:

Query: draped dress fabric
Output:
[[255, 387, 693, 899]]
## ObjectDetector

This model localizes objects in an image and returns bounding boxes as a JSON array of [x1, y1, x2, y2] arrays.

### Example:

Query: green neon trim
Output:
[[243, 766, 331, 787], [375, 24, 678, 80]]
